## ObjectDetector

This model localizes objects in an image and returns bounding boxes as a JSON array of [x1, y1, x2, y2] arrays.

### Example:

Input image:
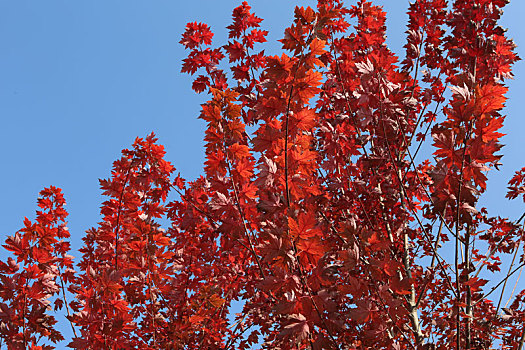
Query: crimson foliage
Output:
[[0, 1, 523, 349]]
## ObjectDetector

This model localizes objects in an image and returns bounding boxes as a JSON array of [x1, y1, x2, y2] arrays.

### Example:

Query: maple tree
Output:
[[0, 0, 523, 348]]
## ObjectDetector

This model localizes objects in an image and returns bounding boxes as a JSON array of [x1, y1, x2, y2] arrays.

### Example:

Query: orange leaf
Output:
[[476, 83, 508, 115], [289, 213, 322, 239], [209, 293, 225, 308], [229, 143, 251, 160], [297, 236, 326, 265]]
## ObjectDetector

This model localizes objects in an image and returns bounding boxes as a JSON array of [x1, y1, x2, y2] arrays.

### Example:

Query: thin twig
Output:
[[58, 268, 78, 338], [114, 158, 135, 271], [495, 238, 522, 315], [464, 224, 472, 349], [518, 326, 525, 350], [474, 262, 525, 304], [224, 145, 266, 278], [504, 264, 523, 309]]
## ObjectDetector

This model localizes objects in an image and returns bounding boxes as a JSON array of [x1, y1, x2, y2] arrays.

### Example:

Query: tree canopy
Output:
[[0, 0, 523, 349]]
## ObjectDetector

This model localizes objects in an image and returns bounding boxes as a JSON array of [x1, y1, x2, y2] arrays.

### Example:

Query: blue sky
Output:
[[0, 0, 524, 346]]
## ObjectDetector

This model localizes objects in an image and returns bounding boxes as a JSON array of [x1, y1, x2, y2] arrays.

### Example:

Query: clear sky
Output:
[[0, 0, 524, 346]]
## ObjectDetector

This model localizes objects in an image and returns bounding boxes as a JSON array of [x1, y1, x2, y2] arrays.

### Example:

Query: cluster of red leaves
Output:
[[0, 187, 74, 349], [1, 0, 524, 349]]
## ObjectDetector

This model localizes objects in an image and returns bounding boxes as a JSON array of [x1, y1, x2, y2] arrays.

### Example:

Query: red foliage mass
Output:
[[1, 1, 524, 349]]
